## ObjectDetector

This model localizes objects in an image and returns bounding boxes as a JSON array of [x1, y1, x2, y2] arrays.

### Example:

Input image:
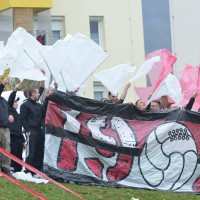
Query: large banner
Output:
[[44, 91, 200, 193]]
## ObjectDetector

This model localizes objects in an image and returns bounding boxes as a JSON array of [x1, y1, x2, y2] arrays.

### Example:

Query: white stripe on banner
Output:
[[62, 110, 81, 134], [44, 134, 61, 169]]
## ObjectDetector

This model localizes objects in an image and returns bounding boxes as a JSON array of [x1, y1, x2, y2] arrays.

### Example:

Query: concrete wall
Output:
[[13, 8, 33, 34]]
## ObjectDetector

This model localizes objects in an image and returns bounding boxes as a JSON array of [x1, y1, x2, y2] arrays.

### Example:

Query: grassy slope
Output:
[[0, 177, 200, 200]]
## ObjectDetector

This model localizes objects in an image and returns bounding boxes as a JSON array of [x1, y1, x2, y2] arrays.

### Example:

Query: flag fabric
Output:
[[44, 91, 200, 193], [147, 73, 182, 105], [94, 64, 136, 95], [5, 27, 46, 81], [135, 49, 176, 102], [0, 45, 14, 74], [146, 49, 176, 89], [179, 65, 200, 111], [134, 86, 154, 103], [40, 33, 108, 91], [130, 56, 160, 82]]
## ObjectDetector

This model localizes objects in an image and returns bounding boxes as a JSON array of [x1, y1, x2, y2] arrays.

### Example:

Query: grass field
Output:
[[0, 177, 200, 200]]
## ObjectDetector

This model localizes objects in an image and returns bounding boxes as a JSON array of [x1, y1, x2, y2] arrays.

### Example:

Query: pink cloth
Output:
[[135, 86, 154, 103], [147, 49, 176, 90], [179, 65, 200, 111], [135, 49, 176, 102]]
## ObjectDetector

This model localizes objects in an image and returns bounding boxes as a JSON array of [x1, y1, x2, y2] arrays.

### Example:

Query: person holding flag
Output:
[[107, 82, 132, 104], [8, 83, 25, 172]]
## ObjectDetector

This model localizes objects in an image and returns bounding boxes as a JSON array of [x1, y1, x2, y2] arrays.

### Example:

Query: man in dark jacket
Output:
[[8, 83, 25, 172], [0, 77, 14, 176], [107, 82, 131, 104], [20, 88, 45, 174]]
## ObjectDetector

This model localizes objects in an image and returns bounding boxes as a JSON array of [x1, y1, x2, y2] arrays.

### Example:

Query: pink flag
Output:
[[147, 49, 176, 90], [135, 86, 154, 103], [179, 65, 200, 111], [135, 49, 176, 102]]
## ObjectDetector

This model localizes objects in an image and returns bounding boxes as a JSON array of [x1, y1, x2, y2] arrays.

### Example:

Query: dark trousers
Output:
[[26, 129, 44, 172], [10, 135, 23, 172]]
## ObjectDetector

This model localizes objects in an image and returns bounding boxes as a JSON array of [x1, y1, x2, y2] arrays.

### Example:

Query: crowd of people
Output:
[[103, 82, 198, 112], [0, 77, 48, 178], [0, 76, 198, 178]]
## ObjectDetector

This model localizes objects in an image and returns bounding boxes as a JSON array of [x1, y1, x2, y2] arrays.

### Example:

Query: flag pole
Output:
[[38, 50, 57, 83], [23, 48, 42, 71], [60, 71, 68, 92]]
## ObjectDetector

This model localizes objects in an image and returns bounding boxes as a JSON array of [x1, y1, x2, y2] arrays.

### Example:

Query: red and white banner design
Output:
[[44, 94, 200, 193]]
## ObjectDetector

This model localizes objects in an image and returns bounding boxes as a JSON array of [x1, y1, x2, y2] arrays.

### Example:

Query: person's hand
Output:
[[193, 92, 197, 98], [41, 69, 46, 75], [193, 90, 198, 98], [126, 82, 131, 89], [47, 87, 54, 96], [14, 83, 21, 91], [2, 77, 9, 86], [8, 115, 14, 123], [23, 143, 27, 149], [74, 87, 80, 93], [54, 82, 58, 89]]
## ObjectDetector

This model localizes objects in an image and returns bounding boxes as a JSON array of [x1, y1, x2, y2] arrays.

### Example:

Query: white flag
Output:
[[41, 33, 108, 91], [94, 63, 136, 95], [130, 56, 160, 82], [0, 50, 13, 75], [147, 73, 182, 105], [9, 61, 46, 81], [5, 27, 46, 81], [0, 41, 14, 74]]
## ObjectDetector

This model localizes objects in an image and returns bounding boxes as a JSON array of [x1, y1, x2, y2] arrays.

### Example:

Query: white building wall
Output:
[[169, 0, 200, 77], [50, 0, 145, 103]]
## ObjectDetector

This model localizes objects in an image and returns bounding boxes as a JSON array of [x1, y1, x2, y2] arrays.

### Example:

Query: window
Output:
[[36, 30, 48, 45], [89, 17, 104, 47], [93, 81, 107, 101], [51, 16, 64, 43], [33, 16, 64, 45], [52, 30, 61, 43]]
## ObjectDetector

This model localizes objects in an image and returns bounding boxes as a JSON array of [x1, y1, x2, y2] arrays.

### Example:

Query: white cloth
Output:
[[147, 73, 182, 105], [41, 33, 108, 91], [94, 63, 135, 95]]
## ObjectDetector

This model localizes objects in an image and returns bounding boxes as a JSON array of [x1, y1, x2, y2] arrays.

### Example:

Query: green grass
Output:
[[0, 177, 200, 200]]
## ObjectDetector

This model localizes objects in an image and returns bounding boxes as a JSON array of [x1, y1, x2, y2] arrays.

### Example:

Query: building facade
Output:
[[0, 0, 146, 103], [169, 0, 200, 77], [0, 0, 52, 41], [1, 0, 199, 103], [141, 0, 200, 78], [50, 0, 145, 102]]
